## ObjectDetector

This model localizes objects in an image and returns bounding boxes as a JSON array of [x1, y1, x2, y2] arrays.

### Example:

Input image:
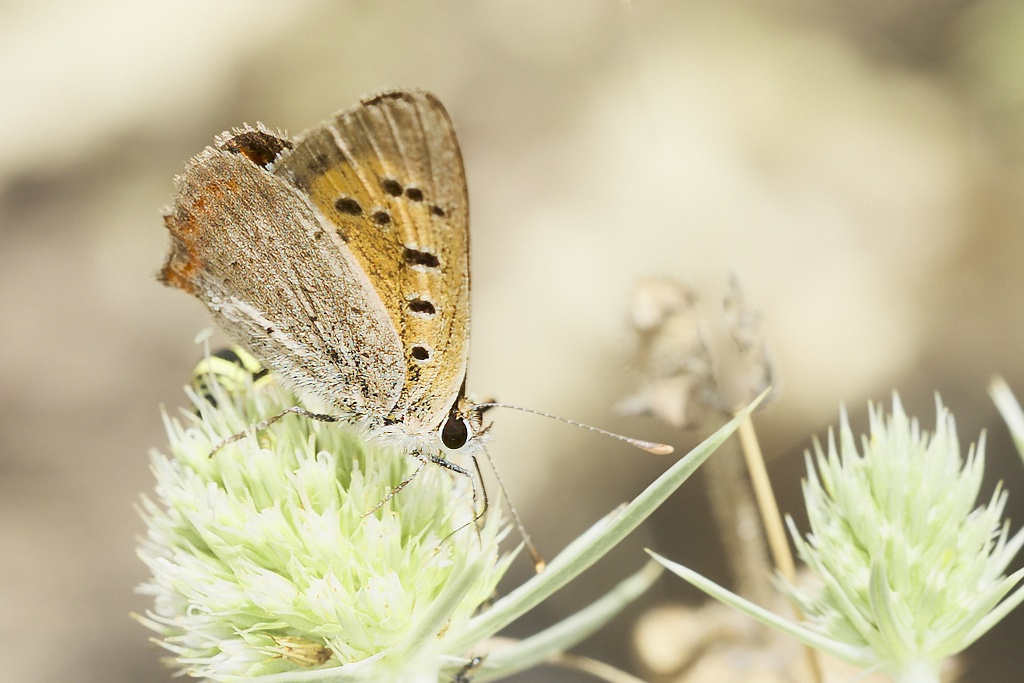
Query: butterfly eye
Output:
[[440, 414, 470, 450]]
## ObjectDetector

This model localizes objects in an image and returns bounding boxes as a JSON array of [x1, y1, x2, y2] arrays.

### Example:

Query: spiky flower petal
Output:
[[788, 395, 1024, 681], [653, 393, 1024, 683]]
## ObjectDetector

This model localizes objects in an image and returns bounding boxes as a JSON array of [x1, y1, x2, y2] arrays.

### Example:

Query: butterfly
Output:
[[161, 90, 482, 468]]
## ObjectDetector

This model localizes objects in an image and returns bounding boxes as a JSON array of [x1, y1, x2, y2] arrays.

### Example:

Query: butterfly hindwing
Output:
[[161, 140, 406, 418]]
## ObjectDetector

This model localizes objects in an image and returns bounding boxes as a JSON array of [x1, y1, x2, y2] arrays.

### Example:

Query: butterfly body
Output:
[[162, 90, 477, 456]]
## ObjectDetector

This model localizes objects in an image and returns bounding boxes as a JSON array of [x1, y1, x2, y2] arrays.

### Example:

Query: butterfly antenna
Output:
[[477, 443, 547, 573], [475, 403, 674, 455]]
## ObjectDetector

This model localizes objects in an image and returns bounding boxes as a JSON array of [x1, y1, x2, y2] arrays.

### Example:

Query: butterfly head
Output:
[[438, 395, 489, 455]]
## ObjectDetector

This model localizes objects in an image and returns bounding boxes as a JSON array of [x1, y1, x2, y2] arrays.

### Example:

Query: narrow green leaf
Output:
[[464, 561, 663, 682], [649, 549, 869, 667], [448, 392, 767, 654]]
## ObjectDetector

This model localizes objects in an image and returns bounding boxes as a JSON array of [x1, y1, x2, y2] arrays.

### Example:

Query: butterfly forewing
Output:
[[274, 90, 470, 431]]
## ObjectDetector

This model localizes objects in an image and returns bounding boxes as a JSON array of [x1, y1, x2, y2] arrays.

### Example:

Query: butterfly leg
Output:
[[466, 454, 489, 529], [452, 655, 485, 682], [363, 455, 427, 517], [424, 455, 488, 528], [437, 454, 490, 547], [427, 453, 471, 476], [208, 406, 344, 457], [362, 453, 474, 517]]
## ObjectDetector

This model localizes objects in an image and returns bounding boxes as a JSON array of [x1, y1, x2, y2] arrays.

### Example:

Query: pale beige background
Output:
[[2, 1, 1024, 681]]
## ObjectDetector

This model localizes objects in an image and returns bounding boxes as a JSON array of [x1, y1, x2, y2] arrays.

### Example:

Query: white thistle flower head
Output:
[[136, 364, 509, 681], [788, 394, 1024, 682]]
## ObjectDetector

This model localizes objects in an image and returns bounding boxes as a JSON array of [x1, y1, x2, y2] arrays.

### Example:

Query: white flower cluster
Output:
[[137, 376, 507, 681]]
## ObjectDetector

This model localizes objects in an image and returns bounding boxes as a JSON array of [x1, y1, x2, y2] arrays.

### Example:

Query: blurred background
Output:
[[3, 1, 1024, 681]]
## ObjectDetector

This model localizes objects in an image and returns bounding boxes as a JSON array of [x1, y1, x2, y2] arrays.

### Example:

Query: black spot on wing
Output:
[[403, 247, 439, 269], [288, 128, 348, 191], [219, 130, 293, 169], [381, 178, 403, 196], [334, 196, 362, 215], [363, 90, 412, 107], [407, 298, 436, 316]]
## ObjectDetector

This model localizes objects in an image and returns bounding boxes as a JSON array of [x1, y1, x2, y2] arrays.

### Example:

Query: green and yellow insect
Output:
[[191, 346, 272, 407]]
